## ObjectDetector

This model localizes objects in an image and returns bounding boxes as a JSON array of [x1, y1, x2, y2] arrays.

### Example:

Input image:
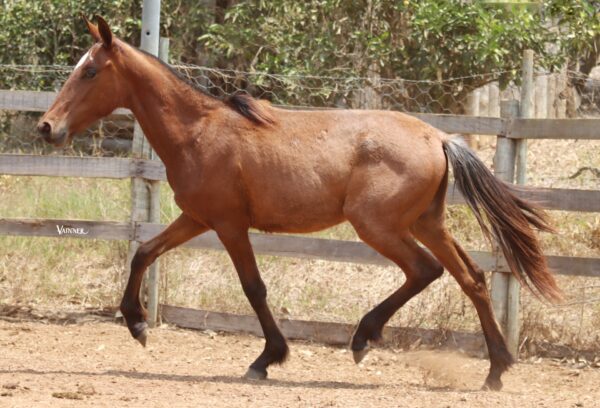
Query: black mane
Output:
[[135, 47, 274, 125]]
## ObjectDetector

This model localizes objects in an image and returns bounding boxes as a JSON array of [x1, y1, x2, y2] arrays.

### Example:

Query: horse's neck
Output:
[[123, 51, 218, 166]]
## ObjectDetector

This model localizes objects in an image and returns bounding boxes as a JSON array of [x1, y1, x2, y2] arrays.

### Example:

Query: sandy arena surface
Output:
[[0, 318, 598, 407]]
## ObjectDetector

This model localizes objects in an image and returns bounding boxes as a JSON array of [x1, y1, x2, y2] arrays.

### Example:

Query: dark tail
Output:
[[442, 137, 562, 303]]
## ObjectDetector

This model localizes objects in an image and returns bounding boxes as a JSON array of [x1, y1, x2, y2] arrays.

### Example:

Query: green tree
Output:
[[201, 0, 599, 112], [547, 0, 600, 89], [0, 0, 212, 89]]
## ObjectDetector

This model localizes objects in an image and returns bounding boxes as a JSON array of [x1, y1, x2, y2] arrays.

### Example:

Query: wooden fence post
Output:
[[491, 100, 519, 357], [555, 66, 568, 119], [465, 89, 480, 148], [126, 0, 162, 325], [518, 49, 534, 185], [498, 49, 535, 358], [547, 74, 557, 119], [489, 83, 500, 118], [491, 50, 534, 358], [535, 74, 548, 119]]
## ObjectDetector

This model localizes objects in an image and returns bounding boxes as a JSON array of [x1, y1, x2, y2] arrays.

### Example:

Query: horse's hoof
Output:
[[481, 378, 503, 391], [135, 328, 148, 348], [352, 346, 370, 364], [244, 367, 267, 380]]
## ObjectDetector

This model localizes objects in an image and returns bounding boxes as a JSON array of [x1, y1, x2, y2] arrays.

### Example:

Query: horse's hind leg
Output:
[[412, 215, 513, 391], [121, 213, 208, 345], [346, 219, 444, 363]]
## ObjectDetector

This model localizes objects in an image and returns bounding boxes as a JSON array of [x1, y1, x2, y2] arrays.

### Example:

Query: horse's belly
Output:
[[249, 192, 346, 233]]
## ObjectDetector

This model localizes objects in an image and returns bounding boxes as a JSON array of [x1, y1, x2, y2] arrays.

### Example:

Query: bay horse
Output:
[[38, 16, 561, 390]]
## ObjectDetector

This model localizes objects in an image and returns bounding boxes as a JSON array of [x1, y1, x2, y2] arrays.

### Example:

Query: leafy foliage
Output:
[[202, 2, 554, 81], [200, 1, 599, 111], [0, 1, 598, 111], [0, 0, 211, 89], [0, 1, 141, 67], [547, 0, 600, 74]]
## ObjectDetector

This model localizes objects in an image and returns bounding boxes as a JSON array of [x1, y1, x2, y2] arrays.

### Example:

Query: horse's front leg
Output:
[[216, 225, 289, 380], [121, 213, 208, 345]]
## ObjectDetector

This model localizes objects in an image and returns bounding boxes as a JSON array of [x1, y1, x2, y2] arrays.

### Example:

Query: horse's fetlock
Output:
[[269, 339, 289, 363], [119, 300, 131, 316], [353, 314, 382, 347]]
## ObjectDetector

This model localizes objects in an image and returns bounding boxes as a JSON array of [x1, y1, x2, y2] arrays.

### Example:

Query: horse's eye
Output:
[[84, 67, 97, 79]]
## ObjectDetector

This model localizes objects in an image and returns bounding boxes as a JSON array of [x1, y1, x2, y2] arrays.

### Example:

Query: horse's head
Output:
[[38, 16, 125, 147]]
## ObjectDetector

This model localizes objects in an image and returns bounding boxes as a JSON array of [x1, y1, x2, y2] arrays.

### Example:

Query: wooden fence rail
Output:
[[3, 90, 600, 140], [160, 305, 486, 351], [1, 218, 598, 278], [1, 154, 599, 213]]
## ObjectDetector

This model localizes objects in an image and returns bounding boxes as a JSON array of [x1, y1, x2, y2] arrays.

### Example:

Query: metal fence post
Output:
[[126, 0, 161, 325], [145, 37, 169, 327]]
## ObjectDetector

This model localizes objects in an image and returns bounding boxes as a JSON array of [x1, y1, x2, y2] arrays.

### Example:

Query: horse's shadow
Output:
[[0, 368, 379, 390]]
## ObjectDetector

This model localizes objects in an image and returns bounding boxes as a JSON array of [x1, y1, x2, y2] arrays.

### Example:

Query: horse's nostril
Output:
[[38, 122, 52, 137]]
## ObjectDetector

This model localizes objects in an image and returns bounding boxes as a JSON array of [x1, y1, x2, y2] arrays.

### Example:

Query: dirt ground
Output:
[[0, 318, 598, 408]]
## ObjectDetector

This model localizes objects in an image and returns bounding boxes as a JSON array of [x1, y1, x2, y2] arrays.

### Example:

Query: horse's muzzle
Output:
[[37, 120, 69, 147]]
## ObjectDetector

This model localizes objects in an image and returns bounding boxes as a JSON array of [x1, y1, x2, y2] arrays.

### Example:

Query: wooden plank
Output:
[[0, 90, 130, 115], [510, 118, 600, 140], [546, 255, 600, 278], [160, 305, 485, 351], [510, 186, 600, 213], [446, 184, 600, 213], [2, 89, 600, 140], [1, 154, 595, 213], [2, 154, 595, 213], [136, 222, 500, 271], [0, 218, 598, 277], [0, 218, 133, 240], [0, 90, 505, 136], [0, 154, 166, 181], [409, 113, 506, 136], [0, 90, 56, 112]]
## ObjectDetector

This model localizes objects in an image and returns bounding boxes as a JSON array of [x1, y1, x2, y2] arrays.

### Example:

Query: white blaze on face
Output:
[[75, 50, 92, 70]]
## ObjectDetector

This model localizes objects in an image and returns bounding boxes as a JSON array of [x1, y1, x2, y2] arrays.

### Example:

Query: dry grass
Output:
[[0, 138, 598, 352]]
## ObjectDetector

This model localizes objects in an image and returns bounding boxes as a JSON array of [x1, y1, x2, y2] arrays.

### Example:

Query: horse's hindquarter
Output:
[[239, 109, 447, 233]]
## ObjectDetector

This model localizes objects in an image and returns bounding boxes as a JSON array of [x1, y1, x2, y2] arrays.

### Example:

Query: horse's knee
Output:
[[131, 242, 157, 272]]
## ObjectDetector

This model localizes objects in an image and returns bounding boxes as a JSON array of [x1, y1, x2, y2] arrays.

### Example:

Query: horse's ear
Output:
[[95, 15, 113, 49], [82, 13, 101, 42]]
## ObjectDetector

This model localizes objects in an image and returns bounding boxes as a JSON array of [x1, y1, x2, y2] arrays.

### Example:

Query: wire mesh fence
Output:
[[0, 64, 132, 156], [1, 63, 600, 157]]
